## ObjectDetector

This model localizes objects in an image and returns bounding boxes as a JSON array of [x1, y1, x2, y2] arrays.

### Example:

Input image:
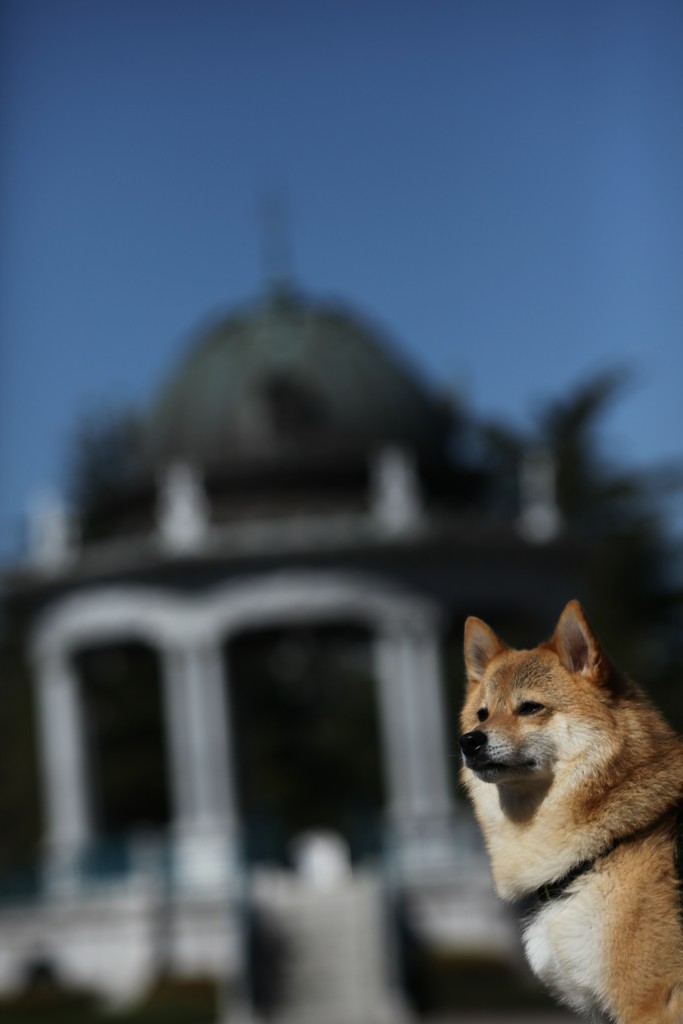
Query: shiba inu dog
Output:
[[460, 600, 683, 1024]]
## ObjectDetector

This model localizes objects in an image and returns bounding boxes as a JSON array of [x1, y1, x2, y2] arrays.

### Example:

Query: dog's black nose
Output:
[[460, 730, 488, 757]]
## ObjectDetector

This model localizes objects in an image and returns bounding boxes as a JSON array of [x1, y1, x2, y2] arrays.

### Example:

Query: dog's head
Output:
[[460, 600, 615, 785]]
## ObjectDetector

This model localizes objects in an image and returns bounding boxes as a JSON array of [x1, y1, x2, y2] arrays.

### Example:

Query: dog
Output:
[[460, 599, 683, 1024]]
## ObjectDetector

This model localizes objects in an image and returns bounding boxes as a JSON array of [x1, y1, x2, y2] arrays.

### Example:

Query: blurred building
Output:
[[1, 284, 578, 1016]]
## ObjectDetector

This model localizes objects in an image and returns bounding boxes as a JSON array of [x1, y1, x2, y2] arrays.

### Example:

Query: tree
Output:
[[482, 369, 683, 724], [66, 408, 145, 542]]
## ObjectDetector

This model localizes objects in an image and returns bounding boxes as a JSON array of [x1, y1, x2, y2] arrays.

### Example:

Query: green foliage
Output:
[[229, 625, 383, 862], [405, 949, 555, 1013], [0, 985, 99, 1024], [67, 409, 145, 542], [0, 643, 41, 875], [113, 976, 219, 1024], [75, 643, 169, 836], [482, 368, 683, 727], [0, 976, 220, 1024]]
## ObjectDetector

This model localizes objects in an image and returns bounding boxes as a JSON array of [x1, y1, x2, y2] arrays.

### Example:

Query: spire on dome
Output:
[[259, 191, 295, 297]]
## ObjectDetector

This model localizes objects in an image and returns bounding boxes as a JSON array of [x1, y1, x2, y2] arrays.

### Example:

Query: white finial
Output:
[[371, 446, 423, 535], [28, 492, 77, 570], [518, 447, 562, 543], [157, 463, 208, 552]]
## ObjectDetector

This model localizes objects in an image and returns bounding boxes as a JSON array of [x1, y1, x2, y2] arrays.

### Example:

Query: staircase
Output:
[[251, 869, 406, 1024]]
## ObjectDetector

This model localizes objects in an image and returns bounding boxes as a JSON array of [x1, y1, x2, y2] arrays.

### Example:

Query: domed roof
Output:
[[145, 287, 451, 472]]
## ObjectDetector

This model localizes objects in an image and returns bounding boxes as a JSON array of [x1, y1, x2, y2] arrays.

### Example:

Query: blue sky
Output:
[[2, 0, 683, 555]]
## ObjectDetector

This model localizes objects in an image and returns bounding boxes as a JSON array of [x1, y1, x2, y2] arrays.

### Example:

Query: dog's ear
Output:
[[549, 600, 609, 683], [464, 617, 508, 688]]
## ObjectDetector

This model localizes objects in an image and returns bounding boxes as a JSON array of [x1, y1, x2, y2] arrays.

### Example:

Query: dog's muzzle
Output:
[[460, 730, 488, 758]]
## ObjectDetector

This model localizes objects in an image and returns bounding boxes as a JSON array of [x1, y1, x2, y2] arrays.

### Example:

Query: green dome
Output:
[[145, 288, 450, 472]]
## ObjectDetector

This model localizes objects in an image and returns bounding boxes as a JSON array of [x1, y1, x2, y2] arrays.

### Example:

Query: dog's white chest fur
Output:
[[523, 885, 607, 1020]]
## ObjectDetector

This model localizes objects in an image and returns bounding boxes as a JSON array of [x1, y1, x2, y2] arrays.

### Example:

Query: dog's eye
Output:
[[517, 701, 544, 716], [476, 707, 489, 722]]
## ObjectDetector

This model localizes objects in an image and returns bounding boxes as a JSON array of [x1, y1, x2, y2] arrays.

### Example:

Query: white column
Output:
[[408, 625, 454, 819], [370, 447, 423, 535], [374, 631, 415, 822], [161, 636, 240, 889], [373, 618, 456, 880], [31, 646, 92, 892], [160, 645, 195, 832]]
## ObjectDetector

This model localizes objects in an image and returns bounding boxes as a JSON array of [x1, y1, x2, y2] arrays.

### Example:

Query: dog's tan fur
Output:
[[460, 600, 683, 1023]]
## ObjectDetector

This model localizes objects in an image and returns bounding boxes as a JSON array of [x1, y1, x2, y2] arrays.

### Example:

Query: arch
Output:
[[30, 571, 453, 892], [31, 571, 441, 658]]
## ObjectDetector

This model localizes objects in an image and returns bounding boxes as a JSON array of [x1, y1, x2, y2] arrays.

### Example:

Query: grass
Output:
[[0, 976, 220, 1024], [403, 949, 557, 1014]]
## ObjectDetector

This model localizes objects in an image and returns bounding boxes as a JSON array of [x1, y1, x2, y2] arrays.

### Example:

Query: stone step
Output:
[[253, 876, 402, 1023]]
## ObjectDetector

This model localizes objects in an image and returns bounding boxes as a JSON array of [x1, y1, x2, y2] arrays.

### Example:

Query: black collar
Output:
[[529, 801, 683, 911], [535, 841, 620, 905]]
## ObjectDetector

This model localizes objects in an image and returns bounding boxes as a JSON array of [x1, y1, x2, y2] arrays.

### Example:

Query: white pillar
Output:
[[374, 630, 416, 822], [374, 619, 456, 880], [408, 625, 453, 819], [161, 636, 240, 889], [518, 446, 562, 543], [370, 447, 423, 535], [160, 645, 195, 832], [31, 646, 92, 893], [156, 463, 209, 553]]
